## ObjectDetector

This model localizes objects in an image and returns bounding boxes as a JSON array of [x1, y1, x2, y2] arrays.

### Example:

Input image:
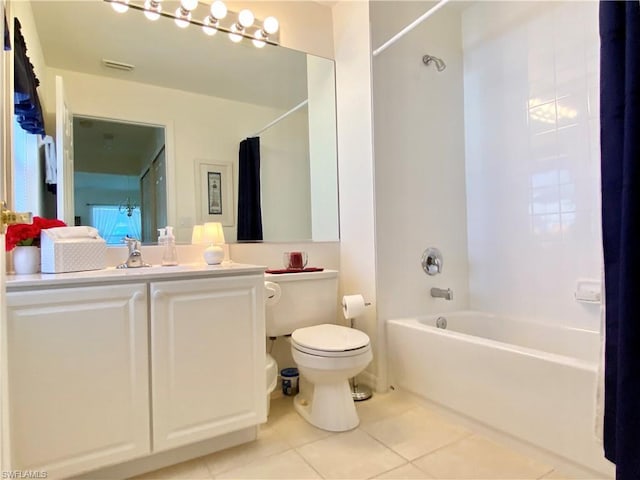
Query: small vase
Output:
[[13, 246, 41, 275]]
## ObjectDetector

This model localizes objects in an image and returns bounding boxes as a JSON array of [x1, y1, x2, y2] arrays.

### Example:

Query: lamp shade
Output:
[[191, 225, 204, 245], [203, 222, 225, 245]]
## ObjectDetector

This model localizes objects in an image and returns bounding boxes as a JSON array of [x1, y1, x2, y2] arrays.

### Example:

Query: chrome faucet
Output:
[[117, 237, 151, 269], [431, 287, 453, 301]]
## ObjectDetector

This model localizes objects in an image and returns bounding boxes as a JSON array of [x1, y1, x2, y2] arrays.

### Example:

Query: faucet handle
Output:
[[124, 236, 140, 251]]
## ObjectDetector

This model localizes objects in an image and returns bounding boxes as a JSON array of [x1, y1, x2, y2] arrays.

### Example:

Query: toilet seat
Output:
[[292, 324, 370, 358]]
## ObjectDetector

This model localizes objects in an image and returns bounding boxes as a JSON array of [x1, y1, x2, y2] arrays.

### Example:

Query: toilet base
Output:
[[293, 379, 359, 432]]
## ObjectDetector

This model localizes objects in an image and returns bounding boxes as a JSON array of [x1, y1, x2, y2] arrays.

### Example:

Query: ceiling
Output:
[[30, 0, 309, 110], [73, 116, 162, 176]]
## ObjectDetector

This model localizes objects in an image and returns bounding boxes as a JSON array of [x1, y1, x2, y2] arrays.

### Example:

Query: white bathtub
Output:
[[387, 311, 613, 476]]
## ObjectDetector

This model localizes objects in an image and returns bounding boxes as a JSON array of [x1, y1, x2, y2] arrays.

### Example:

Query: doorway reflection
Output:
[[73, 117, 166, 244]]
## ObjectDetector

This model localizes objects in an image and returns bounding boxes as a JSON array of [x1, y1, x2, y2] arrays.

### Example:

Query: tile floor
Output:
[[132, 390, 604, 480]]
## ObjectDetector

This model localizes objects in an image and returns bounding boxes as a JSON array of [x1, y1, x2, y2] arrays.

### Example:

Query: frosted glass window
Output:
[[12, 116, 41, 214], [90, 205, 141, 245]]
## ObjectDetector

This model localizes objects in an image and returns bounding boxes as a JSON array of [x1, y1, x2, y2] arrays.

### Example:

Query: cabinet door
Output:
[[151, 275, 265, 451], [6, 284, 150, 478]]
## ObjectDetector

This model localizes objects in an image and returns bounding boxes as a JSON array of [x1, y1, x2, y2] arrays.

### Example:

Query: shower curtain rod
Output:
[[372, 0, 452, 57], [251, 99, 309, 137]]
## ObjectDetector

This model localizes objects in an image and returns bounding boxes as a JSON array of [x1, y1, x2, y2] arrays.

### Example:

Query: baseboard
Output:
[[71, 427, 257, 480], [358, 370, 383, 393]]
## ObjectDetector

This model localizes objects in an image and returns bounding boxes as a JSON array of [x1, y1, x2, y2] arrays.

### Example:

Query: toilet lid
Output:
[[291, 324, 370, 352]]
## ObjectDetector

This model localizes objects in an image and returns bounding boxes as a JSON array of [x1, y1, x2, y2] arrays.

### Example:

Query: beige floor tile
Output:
[[296, 429, 405, 479], [413, 434, 553, 479], [371, 463, 434, 479], [202, 423, 290, 476], [215, 449, 321, 479], [203, 396, 331, 476], [362, 406, 471, 460], [356, 390, 421, 425], [129, 457, 212, 480], [540, 469, 609, 480], [268, 396, 334, 448]]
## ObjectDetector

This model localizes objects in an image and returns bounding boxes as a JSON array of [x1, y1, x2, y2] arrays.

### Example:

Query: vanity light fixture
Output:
[[262, 16, 279, 35], [105, 0, 280, 47], [229, 9, 254, 42], [252, 29, 266, 49], [111, 0, 129, 13], [143, 0, 161, 20], [237, 9, 254, 28], [202, 1, 227, 35], [252, 16, 279, 48], [228, 23, 243, 43], [174, 0, 198, 28], [201, 16, 217, 36]]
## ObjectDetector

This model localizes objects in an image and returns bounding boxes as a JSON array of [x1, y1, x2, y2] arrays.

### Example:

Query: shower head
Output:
[[422, 54, 446, 72]]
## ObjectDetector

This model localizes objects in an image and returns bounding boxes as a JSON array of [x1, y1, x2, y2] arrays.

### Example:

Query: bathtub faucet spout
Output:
[[431, 287, 453, 301]]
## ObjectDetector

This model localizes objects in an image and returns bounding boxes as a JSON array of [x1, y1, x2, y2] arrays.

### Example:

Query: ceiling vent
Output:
[[102, 59, 135, 72]]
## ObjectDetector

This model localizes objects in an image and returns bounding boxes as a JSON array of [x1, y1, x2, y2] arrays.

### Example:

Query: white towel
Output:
[[41, 135, 56, 184]]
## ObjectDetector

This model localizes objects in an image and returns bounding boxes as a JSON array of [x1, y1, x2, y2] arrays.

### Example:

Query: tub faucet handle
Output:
[[422, 247, 443, 276]]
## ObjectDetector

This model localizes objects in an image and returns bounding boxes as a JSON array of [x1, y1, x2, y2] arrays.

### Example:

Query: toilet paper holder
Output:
[[341, 294, 373, 402], [342, 294, 371, 320]]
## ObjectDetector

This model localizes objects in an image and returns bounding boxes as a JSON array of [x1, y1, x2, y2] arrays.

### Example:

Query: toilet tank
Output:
[[265, 270, 339, 337]]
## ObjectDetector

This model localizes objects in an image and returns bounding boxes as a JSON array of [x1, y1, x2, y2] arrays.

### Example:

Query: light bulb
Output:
[[143, 0, 161, 20], [228, 23, 243, 43], [252, 29, 266, 48], [262, 16, 279, 35], [210, 0, 227, 20], [238, 9, 254, 28], [180, 0, 198, 11], [202, 16, 218, 36], [111, 0, 129, 13], [174, 8, 191, 28]]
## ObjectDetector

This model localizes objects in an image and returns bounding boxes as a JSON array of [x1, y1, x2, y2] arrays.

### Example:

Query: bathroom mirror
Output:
[[15, 0, 339, 243]]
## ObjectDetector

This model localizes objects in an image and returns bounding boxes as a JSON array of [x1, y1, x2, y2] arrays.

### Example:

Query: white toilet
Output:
[[265, 270, 372, 432]]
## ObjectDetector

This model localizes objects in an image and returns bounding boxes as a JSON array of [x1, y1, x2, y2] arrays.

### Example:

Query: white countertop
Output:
[[6, 262, 266, 290]]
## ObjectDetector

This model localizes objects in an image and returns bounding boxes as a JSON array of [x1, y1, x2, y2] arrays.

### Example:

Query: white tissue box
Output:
[[40, 228, 107, 274]]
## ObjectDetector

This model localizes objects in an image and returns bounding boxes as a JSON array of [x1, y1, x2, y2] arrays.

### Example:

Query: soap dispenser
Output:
[[162, 226, 178, 266], [157, 228, 166, 247]]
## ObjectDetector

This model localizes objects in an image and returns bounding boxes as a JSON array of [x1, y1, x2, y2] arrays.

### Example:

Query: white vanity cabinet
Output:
[[4, 266, 266, 479], [5, 284, 150, 479], [150, 275, 266, 451]]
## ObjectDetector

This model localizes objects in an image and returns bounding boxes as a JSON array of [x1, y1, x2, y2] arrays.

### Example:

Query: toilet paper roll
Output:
[[264, 281, 282, 306], [342, 294, 366, 319]]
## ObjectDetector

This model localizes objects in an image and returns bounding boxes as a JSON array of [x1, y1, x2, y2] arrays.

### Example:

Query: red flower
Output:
[[5, 216, 67, 251]]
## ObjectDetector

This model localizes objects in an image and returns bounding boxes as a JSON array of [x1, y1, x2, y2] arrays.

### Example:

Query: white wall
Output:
[[371, 2, 470, 324], [463, 1, 601, 331], [42, 68, 310, 244], [333, 1, 379, 385]]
